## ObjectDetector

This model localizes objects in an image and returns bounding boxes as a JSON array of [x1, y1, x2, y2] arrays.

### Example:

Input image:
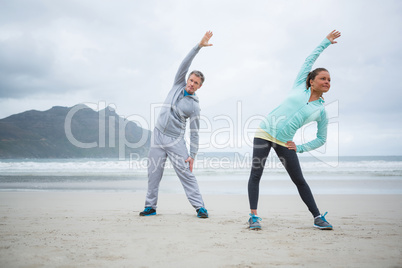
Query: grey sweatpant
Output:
[[145, 128, 205, 210]]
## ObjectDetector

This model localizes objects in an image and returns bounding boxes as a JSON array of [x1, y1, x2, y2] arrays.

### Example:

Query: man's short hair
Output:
[[189, 70, 205, 85]]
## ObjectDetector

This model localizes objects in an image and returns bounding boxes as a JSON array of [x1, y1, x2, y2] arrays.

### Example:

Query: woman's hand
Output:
[[326, 30, 341, 44], [199, 31, 213, 47], [286, 141, 297, 152]]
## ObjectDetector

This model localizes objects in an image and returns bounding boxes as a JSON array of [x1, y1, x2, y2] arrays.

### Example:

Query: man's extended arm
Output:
[[173, 31, 213, 87], [184, 31, 213, 172]]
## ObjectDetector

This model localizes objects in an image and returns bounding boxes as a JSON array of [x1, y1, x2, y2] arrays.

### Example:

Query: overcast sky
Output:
[[0, 0, 401, 156]]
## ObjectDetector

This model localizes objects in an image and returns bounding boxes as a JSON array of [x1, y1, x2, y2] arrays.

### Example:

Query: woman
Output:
[[248, 30, 341, 230]]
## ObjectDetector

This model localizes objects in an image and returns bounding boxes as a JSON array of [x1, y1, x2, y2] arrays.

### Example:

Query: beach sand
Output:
[[0, 192, 401, 267]]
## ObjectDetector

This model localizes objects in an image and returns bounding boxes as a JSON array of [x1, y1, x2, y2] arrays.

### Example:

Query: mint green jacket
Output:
[[259, 38, 332, 153]]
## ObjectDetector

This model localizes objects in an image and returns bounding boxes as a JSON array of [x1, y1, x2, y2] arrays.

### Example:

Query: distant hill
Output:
[[0, 105, 151, 159]]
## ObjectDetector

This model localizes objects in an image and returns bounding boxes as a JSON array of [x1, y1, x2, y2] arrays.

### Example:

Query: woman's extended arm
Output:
[[292, 30, 341, 90]]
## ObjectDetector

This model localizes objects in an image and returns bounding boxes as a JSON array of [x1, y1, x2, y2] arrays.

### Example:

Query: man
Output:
[[140, 31, 213, 218]]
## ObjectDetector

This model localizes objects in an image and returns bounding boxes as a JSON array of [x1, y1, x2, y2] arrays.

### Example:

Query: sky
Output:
[[0, 0, 401, 156]]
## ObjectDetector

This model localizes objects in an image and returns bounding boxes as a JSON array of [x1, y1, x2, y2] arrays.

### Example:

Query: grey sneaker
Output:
[[248, 213, 262, 230], [314, 212, 333, 230]]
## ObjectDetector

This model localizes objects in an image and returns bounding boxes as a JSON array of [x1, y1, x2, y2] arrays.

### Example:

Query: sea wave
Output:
[[0, 156, 402, 178]]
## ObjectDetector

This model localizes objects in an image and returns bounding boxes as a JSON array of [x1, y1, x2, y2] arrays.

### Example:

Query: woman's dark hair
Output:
[[306, 68, 329, 89]]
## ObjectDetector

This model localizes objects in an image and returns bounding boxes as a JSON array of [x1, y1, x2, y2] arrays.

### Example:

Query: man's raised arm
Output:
[[173, 31, 213, 86]]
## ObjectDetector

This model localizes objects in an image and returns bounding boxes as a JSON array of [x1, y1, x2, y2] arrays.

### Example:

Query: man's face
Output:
[[185, 74, 202, 94]]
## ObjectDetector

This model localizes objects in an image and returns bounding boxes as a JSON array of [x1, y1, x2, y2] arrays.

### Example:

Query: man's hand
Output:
[[199, 31, 213, 47], [286, 141, 297, 152], [185, 157, 194, 172], [326, 30, 341, 44]]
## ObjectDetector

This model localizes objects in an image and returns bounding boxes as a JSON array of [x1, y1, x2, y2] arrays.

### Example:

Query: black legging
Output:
[[248, 138, 320, 217]]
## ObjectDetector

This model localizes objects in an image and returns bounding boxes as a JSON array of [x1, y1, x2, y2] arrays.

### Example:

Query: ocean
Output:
[[1, 153, 402, 195]]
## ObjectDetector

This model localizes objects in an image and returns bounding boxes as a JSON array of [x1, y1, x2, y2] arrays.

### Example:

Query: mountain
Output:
[[0, 105, 151, 159]]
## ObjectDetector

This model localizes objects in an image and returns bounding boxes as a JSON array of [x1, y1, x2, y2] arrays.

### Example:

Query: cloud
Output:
[[0, 0, 401, 155]]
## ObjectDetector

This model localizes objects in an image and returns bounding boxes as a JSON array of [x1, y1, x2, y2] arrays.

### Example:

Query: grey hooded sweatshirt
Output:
[[155, 44, 202, 159]]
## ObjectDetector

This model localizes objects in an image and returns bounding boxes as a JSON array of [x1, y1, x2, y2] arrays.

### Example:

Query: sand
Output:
[[0, 192, 401, 267]]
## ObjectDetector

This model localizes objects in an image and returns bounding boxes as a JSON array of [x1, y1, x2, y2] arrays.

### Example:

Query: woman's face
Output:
[[310, 71, 331, 93]]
